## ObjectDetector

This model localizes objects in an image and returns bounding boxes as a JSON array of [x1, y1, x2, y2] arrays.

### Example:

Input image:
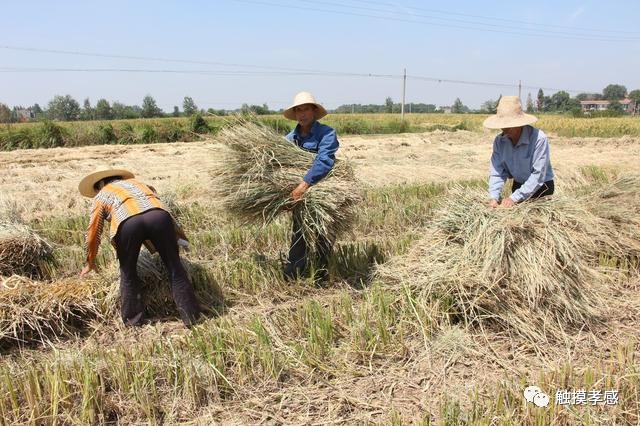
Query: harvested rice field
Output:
[[0, 124, 639, 424]]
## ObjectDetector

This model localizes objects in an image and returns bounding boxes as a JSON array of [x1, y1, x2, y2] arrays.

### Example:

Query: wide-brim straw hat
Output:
[[78, 167, 134, 198], [483, 96, 538, 129], [283, 91, 328, 121]]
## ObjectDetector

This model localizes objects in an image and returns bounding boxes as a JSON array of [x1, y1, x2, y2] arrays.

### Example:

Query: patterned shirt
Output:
[[85, 178, 185, 264]]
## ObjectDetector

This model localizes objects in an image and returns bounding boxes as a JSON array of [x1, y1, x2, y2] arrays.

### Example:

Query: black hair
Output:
[[93, 175, 122, 191]]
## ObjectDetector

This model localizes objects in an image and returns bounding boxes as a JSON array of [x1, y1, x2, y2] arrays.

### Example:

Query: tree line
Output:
[[0, 95, 282, 123], [2, 83, 639, 124]]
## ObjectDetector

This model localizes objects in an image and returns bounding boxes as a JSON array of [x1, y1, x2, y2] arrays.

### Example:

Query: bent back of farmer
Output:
[[79, 167, 201, 327]]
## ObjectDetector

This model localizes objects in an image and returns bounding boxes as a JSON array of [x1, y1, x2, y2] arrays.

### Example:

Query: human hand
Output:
[[80, 263, 97, 277], [489, 199, 499, 208], [500, 197, 516, 208], [291, 181, 311, 201]]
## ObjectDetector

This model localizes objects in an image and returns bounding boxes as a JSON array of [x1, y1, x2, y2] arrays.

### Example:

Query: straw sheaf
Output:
[[0, 221, 55, 278], [213, 119, 362, 250], [377, 184, 640, 343]]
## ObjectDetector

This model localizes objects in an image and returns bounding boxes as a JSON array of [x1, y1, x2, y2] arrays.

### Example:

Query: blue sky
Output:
[[2, 0, 639, 111]]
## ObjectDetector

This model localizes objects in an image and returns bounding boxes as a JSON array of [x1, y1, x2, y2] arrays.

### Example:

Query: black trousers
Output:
[[512, 179, 555, 200], [114, 208, 201, 326], [284, 213, 332, 281]]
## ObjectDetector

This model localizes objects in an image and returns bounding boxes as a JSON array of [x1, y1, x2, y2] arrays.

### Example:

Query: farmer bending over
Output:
[[78, 167, 201, 327], [485, 96, 555, 208], [283, 91, 339, 283]]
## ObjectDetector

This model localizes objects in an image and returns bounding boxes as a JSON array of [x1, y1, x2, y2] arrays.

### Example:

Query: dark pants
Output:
[[284, 213, 332, 282], [114, 208, 201, 326], [512, 179, 555, 200]]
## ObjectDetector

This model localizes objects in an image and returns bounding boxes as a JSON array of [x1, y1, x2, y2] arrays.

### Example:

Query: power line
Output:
[[346, 0, 640, 35], [293, 0, 640, 39], [230, 0, 640, 42], [0, 66, 595, 94]]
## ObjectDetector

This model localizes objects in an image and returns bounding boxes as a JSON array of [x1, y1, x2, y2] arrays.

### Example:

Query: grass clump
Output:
[[0, 221, 55, 278]]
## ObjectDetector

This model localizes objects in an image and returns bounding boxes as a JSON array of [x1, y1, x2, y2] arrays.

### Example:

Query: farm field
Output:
[[1, 126, 640, 424]]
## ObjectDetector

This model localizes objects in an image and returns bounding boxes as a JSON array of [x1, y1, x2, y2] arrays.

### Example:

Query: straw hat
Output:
[[78, 167, 134, 198], [283, 91, 328, 121], [483, 96, 537, 129]]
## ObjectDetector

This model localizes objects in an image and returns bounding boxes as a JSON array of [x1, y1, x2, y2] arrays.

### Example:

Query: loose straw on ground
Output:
[[0, 221, 54, 278]]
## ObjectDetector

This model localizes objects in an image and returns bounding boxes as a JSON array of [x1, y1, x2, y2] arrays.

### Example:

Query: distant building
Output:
[[580, 98, 635, 114], [14, 108, 35, 122], [438, 106, 452, 114]]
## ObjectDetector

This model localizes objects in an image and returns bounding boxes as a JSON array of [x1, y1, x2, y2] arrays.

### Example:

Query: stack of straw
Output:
[[0, 221, 54, 278], [378, 185, 639, 343], [213, 120, 361, 249], [0, 275, 106, 346]]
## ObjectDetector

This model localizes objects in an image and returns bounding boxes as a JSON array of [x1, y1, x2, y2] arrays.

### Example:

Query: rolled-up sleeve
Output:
[[510, 134, 551, 202], [488, 137, 508, 200], [304, 129, 339, 185]]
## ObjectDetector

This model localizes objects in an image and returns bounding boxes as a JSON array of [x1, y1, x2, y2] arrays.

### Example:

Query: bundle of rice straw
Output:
[[213, 120, 361, 249], [378, 185, 639, 343], [113, 250, 224, 317], [0, 274, 106, 347], [0, 221, 54, 278]]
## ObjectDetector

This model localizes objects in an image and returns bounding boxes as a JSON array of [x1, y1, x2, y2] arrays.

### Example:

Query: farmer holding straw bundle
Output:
[[283, 91, 339, 282], [484, 96, 555, 208], [78, 167, 201, 327]]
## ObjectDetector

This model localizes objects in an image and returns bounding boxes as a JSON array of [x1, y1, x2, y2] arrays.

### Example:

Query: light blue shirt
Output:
[[488, 125, 554, 202]]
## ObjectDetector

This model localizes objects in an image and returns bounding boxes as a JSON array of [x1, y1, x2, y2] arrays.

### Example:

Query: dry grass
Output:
[[213, 119, 362, 249], [378, 184, 640, 344], [0, 221, 54, 278]]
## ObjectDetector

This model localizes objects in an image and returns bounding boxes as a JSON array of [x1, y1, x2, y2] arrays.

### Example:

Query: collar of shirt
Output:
[[500, 125, 532, 147], [292, 120, 319, 142]]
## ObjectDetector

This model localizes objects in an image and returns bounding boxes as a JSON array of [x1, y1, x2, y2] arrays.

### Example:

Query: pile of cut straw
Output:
[[378, 185, 639, 343], [0, 221, 54, 278], [213, 120, 361, 249], [0, 274, 106, 347]]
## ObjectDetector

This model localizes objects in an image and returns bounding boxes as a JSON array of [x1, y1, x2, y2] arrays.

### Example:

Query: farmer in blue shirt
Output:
[[484, 96, 555, 208], [283, 91, 339, 282]]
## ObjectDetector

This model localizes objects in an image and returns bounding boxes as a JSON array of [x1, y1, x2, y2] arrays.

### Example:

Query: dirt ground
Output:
[[1, 130, 639, 220]]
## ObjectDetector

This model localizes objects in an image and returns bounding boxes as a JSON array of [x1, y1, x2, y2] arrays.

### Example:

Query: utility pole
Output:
[[401, 68, 406, 120], [518, 80, 522, 100]]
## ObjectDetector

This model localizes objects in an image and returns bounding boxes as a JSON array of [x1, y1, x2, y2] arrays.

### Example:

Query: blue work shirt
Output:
[[286, 120, 340, 185], [488, 125, 555, 202]]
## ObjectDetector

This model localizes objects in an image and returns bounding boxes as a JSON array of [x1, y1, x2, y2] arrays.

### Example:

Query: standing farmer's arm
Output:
[[292, 129, 339, 200]]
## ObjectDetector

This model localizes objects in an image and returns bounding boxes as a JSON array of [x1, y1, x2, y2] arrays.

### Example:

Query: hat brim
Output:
[[483, 113, 537, 129], [283, 103, 328, 121], [78, 169, 134, 197]]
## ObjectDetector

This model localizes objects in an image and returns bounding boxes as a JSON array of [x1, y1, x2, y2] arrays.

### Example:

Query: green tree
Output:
[[526, 93, 534, 113], [31, 103, 43, 120], [141, 95, 163, 118], [628, 89, 640, 114], [607, 100, 626, 115], [95, 99, 113, 120], [537, 89, 544, 112], [172, 106, 180, 117], [385, 97, 394, 113], [47, 95, 81, 121], [451, 98, 466, 113], [0, 103, 11, 123], [81, 98, 94, 120], [183, 96, 198, 116], [602, 84, 627, 100]]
